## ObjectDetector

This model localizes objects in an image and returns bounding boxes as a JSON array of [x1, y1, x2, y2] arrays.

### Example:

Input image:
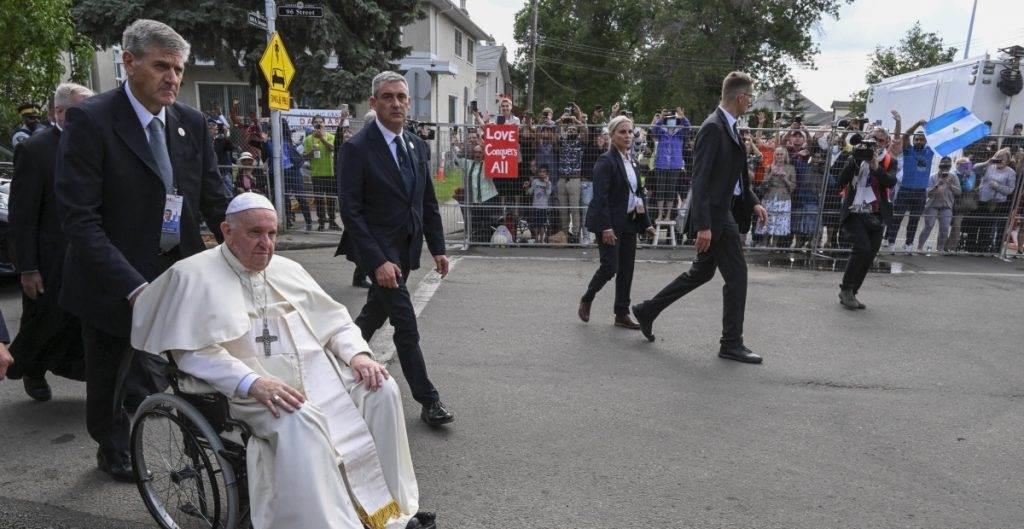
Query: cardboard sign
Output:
[[483, 124, 519, 178]]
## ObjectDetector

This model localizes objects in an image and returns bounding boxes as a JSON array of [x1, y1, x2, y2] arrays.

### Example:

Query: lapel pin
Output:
[[407, 142, 415, 150], [177, 127, 186, 137]]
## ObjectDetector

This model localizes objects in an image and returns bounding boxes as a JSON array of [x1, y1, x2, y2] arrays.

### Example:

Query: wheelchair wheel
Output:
[[131, 393, 241, 529]]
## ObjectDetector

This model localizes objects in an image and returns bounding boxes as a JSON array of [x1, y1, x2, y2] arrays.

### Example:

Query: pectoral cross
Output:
[[256, 324, 278, 357]]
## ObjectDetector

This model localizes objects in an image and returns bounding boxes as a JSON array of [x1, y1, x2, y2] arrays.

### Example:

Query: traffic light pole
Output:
[[265, 0, 285, 226]]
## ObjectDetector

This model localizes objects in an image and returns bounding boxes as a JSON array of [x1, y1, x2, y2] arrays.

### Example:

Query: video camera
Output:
[[846, 132, 878, 162], [405, 119, 436, 141]]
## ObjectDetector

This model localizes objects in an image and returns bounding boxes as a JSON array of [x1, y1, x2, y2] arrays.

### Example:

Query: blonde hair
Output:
[[606, 115, 633, 151]]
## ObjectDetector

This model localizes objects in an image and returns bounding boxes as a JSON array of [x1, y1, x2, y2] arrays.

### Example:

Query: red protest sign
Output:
[[483, 124, 519, 178]]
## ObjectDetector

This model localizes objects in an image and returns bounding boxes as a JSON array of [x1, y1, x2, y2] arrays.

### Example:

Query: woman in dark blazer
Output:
[[578, 116, 655, 327]]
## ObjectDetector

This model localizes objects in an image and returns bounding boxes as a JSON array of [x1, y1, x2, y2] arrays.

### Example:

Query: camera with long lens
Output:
[[405, 119, 435, 140], [847, 133, 878, 162]]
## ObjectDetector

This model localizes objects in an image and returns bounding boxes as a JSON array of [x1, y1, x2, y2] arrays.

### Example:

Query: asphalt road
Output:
[[1, 248, 1022, 529]]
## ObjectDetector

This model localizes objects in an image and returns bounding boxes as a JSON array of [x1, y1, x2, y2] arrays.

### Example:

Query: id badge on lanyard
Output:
[[162, 193, 183, 235]]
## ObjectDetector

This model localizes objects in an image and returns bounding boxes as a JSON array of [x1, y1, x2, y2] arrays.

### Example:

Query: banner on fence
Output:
[[483, 124, 519, 178]]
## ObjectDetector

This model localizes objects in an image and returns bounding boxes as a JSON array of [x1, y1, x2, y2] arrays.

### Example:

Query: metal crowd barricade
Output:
[[194, 118, 1024, 259]]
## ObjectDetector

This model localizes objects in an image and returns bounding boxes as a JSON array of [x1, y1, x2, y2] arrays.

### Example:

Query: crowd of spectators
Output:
[[451, 104, 1024, 255]]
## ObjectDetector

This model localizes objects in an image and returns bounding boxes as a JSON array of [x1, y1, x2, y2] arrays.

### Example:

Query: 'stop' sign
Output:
[[277, 4, 324, 17]]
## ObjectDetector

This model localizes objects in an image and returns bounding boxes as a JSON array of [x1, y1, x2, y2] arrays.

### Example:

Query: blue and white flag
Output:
[[923, 107, 990, 157]]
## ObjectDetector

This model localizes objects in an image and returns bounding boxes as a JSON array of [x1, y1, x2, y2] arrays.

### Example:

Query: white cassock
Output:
[[131, 244, 418, 529]]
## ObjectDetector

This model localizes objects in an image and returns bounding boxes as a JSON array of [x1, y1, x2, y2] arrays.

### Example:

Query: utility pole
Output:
[[265, 0, 285, 225], [964, 0, 978, 59], [526, 0, 539, 112]]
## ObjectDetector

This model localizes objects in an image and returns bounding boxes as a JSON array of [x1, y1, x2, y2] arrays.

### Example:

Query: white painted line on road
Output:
[[459, 254, 688, 265], [369, 256, 461, 366], [896, 270, 1024, 278]]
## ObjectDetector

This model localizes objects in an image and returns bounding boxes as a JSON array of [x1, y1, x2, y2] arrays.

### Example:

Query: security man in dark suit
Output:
[[337, 71, 454, 426], [632, 72, 768, 364], [56, 19, 230, 481], [7, 83, 94, 401]]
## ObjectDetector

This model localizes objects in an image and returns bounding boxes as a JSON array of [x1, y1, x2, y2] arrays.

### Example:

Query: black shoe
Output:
[[406, 512, 437, 529], [352, 276, 372, 288], [631, 303, 655, 342], [614, 314, 640, 329], [718, 345, 763, 364], [839, 289, 859, 310], [328, 221, 342, 230], [578, 298, 591, 322], [23, 375, 51, 402], [96, 446, 134, 482], [317, 223, 326, 232], [420, 401, 454, 426]]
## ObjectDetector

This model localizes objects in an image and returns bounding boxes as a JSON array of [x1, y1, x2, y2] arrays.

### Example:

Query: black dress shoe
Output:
[[96, 446, 134, 482], [578, 299, 591, 322], [420, 401, 454, 426], [631, 303, 655, 342], [718, 345, 763, 364], [352, 276, 372, 288], [23, 375, 51, 402], [406, 512, 437, 529]]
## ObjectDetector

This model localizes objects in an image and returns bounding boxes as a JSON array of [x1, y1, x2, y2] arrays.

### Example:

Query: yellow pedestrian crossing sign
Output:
[[259, 32, 294, 110]]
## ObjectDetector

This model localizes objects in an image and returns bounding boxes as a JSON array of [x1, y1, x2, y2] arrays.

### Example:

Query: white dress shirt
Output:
[[124, 81, 168, 300], [621, 152, 643, 213], [375, 118, 404, 169], [718, 105, 743, 196], [124, 81, 166, 142]]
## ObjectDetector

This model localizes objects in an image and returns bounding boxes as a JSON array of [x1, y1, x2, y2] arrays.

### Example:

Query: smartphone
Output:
[[470, 100, 478, 113], [496, 115, 506, 125]]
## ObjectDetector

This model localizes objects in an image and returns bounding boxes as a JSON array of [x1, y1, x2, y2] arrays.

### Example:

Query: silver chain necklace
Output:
[[225, 252, 278, 356]]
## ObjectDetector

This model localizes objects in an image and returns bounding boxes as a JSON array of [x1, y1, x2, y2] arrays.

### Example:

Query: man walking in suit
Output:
[[632, 71, 768, 364], [337, 71, 454, 426], [7, 83, 94, 401], [56, 19, 231, 481]]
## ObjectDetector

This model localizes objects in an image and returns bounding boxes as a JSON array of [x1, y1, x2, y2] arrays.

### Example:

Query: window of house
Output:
[[454, 30, 463, 58], [449, 95, 458, 124], [467, 39, 474, 64]]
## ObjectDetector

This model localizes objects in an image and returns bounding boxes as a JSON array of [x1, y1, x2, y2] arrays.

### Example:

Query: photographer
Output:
[[916, 156, 960, 253], [649, 107, 691, 223], [303, 115, 338, 231], [208, 118, 235, 196], [836, 126, 898, 310], [556, 103, 588, 242]]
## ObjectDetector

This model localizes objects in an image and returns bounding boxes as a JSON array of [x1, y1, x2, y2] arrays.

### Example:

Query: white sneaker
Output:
[[903, 244, 914, 254]]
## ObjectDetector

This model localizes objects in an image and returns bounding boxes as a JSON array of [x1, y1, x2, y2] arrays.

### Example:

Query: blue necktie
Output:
[[394, 136, 415, 195], [147, 118, 179, 251]]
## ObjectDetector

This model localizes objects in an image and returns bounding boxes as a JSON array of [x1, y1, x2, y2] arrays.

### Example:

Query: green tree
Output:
[[0, 0, 93, 142], [71, 0, 424, 109], [513, 0, 850, 121], [849, 21, 958, 115]]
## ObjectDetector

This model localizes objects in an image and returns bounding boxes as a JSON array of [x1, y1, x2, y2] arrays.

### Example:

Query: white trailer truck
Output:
[[865, 47, 1024, 139]]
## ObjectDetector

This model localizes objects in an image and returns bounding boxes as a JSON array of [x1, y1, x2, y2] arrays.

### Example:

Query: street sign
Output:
[[277, 3, 324, 17], [247, 11, 268, 30], [259, 32, 295, 111]]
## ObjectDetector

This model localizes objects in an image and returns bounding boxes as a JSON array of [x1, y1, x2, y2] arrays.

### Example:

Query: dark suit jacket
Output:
[[837, 155, 899, 225], [56, 86, 230, 337], [586, 149, 653, 235], [336, 121, 445, 272], [686, 108, 760, 237], [11, 126, 65, 277]]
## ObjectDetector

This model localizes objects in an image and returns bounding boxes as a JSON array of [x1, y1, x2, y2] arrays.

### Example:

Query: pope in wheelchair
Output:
[[130, 193, 436, 529]]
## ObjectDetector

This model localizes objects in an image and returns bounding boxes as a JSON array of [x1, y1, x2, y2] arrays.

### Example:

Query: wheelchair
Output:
[[130, 359, 253, 529]]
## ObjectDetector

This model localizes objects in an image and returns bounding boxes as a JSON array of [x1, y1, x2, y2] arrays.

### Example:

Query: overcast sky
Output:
[[465, 0, 1024, 109]]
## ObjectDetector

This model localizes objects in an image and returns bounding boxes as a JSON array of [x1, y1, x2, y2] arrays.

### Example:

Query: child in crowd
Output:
[[531, 166, 553, 243]]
